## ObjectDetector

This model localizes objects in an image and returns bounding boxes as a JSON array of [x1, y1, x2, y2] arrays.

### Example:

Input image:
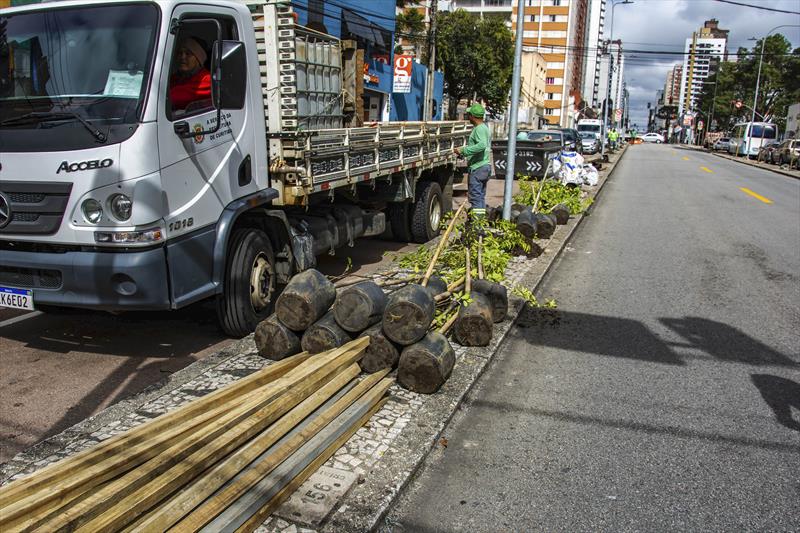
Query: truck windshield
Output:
[[578, 124, 601, 133], [0, 4, 159, 151]]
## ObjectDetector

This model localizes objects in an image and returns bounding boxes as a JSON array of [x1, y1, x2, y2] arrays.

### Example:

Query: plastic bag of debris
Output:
[[558, 151, 585, 186], [582, 164, 599, 186]]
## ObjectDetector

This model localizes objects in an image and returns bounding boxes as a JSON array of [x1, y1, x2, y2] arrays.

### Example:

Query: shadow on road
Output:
[[467, 398, 800, 455], [516, 308, 684, 366], [660, 316, 798, 367], [751, 374, 800, 432], [515, 308, 796, 369]]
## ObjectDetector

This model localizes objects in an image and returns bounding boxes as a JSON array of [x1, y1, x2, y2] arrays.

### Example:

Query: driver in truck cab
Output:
[[169, 37, 212, 114]]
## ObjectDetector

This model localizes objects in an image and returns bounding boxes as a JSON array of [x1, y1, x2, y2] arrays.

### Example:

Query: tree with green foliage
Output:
[[395, 8, 426, 56], [435, 10, 514, 118], [695, 34, 800, 133]]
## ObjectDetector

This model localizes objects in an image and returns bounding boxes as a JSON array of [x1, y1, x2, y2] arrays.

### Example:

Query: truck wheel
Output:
[[217, 228, 276, 337], [388, 202, 413, 242], [411, 181, 443, 243]]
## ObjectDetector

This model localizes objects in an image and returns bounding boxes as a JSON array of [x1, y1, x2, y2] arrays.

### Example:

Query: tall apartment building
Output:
[[678, 19, 728, 112], [514, 0, 590, 127], [581, 0, 606, 110], [663, 64, 683, 106], [439, 0, 589, 126], [520, 48, 548, 126]]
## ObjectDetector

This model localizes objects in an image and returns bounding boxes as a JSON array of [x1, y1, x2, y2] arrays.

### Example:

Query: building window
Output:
[[550, 15, 557, 22], [546, 77, 555, 84], [545, 108, 554, 115], [553, 0, 562, 5]]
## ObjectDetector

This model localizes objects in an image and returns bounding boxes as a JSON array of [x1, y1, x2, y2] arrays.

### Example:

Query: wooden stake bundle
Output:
[[0, 353, 311, 526], [200, 379, 393, 532], [19, 338, 370, 532], [383, 203, 467, 345], [172, 373, 392, 532]]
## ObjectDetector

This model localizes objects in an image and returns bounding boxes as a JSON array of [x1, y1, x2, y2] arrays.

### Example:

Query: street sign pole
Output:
[[502, 0, 526, 221]]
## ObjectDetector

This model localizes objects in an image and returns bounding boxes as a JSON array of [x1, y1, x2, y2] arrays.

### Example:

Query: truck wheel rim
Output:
[[429, 198, 441, 230], [250, 253, 273, 312]]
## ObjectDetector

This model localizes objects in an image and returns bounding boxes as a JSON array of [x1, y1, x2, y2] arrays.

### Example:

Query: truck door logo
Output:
[[0, 192, 10, 229], [56, 159, 114, 173], [193, 124, 204, 144]]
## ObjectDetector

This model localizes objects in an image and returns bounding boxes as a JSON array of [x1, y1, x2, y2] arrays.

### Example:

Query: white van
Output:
[[727, 122, 778, 158], [577, 119, 603, 140]]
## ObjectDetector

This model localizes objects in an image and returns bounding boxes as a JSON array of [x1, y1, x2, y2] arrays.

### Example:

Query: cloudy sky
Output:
[[608, 0, 800, 129]]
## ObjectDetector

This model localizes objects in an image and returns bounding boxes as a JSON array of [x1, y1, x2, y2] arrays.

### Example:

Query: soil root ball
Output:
[[301, 311, 352, 354], [358, 323, 401, 373], [534, 213, 557, 239], [425, 275, 448, 298], [472, 279, 508, 323], [398, 331, 455, 394], [550, 203, 570, 225], [515, 206, 537, 239], [254, 314, 301, 360], [453, 292, 493, 346], [382, 284, 435, 345], [333, 281, 387, 332], [276, 268, 336, 331]]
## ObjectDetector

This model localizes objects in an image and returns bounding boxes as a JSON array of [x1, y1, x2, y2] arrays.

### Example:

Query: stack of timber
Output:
[[0, 338, 392, 533]]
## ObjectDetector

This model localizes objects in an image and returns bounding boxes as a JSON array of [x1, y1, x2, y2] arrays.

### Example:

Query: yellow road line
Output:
[[700, 166, 713, 173], [682, 156, 689, 161], [739, 187, 773, 204]]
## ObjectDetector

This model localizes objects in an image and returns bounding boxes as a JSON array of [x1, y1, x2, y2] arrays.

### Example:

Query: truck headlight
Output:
[[94, 228, 164, 244], [81, 199, 103, 224], [109, 194, 132, 221]]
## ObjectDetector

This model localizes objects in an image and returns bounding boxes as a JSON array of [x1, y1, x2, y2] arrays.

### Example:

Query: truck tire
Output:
[[217, 228, 276, 337], [388, 202, 413, 242], [410, 181, 443, 243]]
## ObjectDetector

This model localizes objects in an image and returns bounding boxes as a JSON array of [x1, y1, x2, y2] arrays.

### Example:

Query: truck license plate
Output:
[[0, 286, 35, 311]]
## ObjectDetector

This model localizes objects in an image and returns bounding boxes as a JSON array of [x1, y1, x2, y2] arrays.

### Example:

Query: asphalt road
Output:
[[384, 144, 800, 532]]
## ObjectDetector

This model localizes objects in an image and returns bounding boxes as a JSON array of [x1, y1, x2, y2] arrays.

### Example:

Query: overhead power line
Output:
[[711, 0, 800, 15]]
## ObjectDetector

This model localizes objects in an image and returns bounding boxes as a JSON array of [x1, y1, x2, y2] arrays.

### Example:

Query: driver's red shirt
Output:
[[169, 68, 212, 111]]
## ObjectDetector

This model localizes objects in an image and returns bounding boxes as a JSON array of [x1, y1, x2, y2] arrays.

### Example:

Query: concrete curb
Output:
[[325, 146, 630, 532]]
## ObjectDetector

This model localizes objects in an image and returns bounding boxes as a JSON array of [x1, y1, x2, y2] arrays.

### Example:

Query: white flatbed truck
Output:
[[0, 0, 468, 335]]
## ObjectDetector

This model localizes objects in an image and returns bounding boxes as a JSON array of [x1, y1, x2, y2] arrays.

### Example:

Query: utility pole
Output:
[[501, 0, 526, 221], [423, 0, 438, 121]]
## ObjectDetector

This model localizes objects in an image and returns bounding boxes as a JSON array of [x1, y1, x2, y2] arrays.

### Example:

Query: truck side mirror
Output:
[[216, 41, 246, 110]]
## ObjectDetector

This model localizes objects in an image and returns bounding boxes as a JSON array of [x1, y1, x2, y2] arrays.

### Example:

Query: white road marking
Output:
[[0, 311, 43, 328]]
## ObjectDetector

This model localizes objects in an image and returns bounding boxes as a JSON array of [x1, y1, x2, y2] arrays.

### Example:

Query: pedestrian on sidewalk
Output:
[[456, 103, 491, 220]]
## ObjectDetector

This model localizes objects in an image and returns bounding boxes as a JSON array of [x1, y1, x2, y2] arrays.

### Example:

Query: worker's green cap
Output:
[[466, 103, 485, 118]]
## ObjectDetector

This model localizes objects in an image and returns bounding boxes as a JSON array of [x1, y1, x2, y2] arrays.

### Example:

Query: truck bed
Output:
[[243, 0, 470, 205]]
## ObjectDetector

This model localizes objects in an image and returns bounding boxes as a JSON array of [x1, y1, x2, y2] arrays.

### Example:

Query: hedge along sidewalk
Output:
[[0, 146, 628, 533]]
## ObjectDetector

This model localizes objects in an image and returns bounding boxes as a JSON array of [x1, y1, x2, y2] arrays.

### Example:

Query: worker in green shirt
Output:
[[456, 103, 491, 219]]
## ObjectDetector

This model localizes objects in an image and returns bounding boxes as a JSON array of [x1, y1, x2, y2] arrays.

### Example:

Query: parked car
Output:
[[579, 131, 600, 154], [771, 139, 800, 167], [712, 137, 731, 152], [756, 140, 781, 163], [641, 132, 665, 144], [550, 127, 582, 153]]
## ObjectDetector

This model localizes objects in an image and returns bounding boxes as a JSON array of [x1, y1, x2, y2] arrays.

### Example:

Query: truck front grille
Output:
[[0, 266, 63, 289], [0, 181, 72, 236]]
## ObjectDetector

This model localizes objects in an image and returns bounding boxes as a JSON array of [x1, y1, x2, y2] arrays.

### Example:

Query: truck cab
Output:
[[0, 0, 465, 336]]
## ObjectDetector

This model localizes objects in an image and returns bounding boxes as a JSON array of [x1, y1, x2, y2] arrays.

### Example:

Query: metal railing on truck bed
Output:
[[242, 0, 470, 205]]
